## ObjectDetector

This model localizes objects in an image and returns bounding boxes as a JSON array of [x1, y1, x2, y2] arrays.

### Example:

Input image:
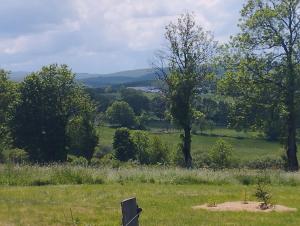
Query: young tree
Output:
[[12, 64, 97, 162], [113, 128, 136, 161], [106, 101, 136, 128], [155, 12, 217, 168], [220, 0, 300, 171]]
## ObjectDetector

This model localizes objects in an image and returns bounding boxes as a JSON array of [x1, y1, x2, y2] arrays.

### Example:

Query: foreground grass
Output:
[[1, 183, 300, 225], [2, 164, 300, 186]]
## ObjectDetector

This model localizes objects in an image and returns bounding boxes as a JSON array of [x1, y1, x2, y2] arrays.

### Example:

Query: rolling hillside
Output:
[[10, 68, 158, 87]]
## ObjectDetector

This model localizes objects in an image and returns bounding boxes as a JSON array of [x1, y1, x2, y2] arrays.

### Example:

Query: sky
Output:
[[0, 0, 243, 74]]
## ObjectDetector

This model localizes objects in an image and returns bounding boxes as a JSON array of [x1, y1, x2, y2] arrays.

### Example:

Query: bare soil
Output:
[[192, 201, 297, 213]]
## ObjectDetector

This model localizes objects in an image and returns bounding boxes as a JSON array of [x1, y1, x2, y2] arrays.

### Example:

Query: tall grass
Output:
[[1, 164, 300, 186]]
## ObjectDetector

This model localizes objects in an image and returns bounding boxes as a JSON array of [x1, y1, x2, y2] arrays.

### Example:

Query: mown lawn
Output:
[[98, 126, 282, 161], [0, 183, 300, 225]]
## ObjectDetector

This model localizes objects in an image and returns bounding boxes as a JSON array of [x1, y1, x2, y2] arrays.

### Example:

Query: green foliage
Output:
[[66, 115, 98, 160], [67, 155, 89, 167], [245, 157, 285, 170], [150, 96, 166, 120], [255, 180, 272, 209], [12, 64, 97, 162], [209, 139, 233, 169], [136, 112, 150, 129], [113, 128, 137, 161], [219, 0, 300, 170], [4, 148, 29, 164], [120, 88, 149, 115], [0, 70, 19, 158], [157, 12, 217, 168], [149, 136, 170, 165], [106, 101, 136, 128], [131, 130, 151, 164]]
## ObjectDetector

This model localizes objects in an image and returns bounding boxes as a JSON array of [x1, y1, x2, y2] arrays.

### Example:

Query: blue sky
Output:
[[0, 0, 243, 73]]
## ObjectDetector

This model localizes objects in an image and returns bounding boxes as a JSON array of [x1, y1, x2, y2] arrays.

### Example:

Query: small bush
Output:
[[255, 180, 272, 209], [245, 157, 284, 170], [93, 145, 113, 158], [149, 136, 170, 165], [67, 155, 88, 167], [235, 175, 256, 185], [4, 148, 29, 164], [209, 139, 233, 169], [131, 130, 151, 164]]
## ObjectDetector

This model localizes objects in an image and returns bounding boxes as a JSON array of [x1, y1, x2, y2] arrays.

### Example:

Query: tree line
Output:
[[155, 0, 300, 171], [1, 0, 300, 171], [0, 65, 98, 163]]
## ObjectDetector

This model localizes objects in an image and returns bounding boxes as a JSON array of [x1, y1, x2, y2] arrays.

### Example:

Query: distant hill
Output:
[[78, 68, 158, 88], [9, 68, 159, 87]]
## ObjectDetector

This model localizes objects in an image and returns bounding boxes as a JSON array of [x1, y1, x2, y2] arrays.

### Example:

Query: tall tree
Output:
[[12, 64, 97, 162], [220, 0, 300, 171], [0, 70, 18, 156], [155, 12, 217, 168]]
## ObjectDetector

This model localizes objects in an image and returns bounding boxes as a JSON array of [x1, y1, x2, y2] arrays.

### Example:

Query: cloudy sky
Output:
[[0, 0, 243, 73]]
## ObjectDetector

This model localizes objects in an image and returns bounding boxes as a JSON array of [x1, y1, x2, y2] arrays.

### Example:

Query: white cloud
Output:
[[0, 0, 243, 73]]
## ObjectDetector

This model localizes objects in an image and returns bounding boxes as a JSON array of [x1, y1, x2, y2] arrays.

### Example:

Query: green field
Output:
[[0, 127, 298, 226], [98, 126, 283, 161], [1, 183, 300, 225]]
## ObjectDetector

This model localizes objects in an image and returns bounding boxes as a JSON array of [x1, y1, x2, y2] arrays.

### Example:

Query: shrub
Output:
[[113, 128, 137, 161], [131, 130, 151, 164], [106, 101, 136, 128], [209, 139, 233, 169], [149, 136, 170, 164], [67, 155, 88, 167], [245, 157, 284, 170], [5, 148, 29, 164], [255, 180, 272, 209], [93, 145, 113, 159]]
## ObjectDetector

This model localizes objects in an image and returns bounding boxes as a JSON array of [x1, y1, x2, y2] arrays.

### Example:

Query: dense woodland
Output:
[[1, 0, 300, 172]]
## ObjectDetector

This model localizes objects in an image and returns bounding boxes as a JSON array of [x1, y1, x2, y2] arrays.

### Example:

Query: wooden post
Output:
[[121, 197, 141, 226]]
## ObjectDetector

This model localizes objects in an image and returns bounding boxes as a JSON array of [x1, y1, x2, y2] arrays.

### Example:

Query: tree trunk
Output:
[[286, 56, 299, 171], [182, 126, 192, 168], [286, 110, 299, 171]]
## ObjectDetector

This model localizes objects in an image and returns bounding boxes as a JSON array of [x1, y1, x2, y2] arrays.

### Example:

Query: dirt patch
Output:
[[192, 201, 297, 213]]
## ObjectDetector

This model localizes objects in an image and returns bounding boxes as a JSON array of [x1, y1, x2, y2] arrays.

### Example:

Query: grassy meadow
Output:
[[1, 167, 300, 225], [0, 126, 299, 225]]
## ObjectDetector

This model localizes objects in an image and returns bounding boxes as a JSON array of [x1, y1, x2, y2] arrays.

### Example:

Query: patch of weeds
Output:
[[236, 175, 256, 185], [31, 179, 52, 186], [172, 176, 209, 185], [207, 199, 217, 207]]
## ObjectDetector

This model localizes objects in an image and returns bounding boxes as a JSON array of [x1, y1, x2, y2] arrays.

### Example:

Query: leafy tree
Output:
[[12, 64, 97, 162], [120, 88, 150, 115], [149, 136, 170, 164], [66, 115, 98, 160], [219, 0, 300, 171], [131, 130, 151, 164], [209, 139, 233, 169], [155, 12, 217, 168], [150, 96, 167, 120], [0, 70, 18, 158], [86, 87, 117, 112], [106, 101, 136, 128], [113, 128, 136, 161]]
